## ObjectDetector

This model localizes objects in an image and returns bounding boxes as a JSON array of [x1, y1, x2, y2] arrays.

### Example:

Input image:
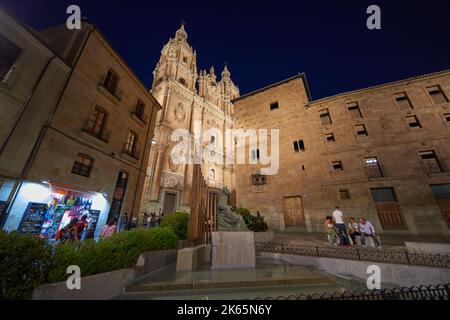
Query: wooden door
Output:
[[282, 196, 305, 226], [436, 199, 450, 228], [375, 202, 407, 230], [163, 193, 176, 217]]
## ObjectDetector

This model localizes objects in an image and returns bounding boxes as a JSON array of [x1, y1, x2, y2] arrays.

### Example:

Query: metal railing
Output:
[[256, 242, 450, 269], [251, 284, 450, 300]]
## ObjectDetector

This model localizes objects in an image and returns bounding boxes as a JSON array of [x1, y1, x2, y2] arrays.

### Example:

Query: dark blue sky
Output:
[[1, 0, 450, 100]]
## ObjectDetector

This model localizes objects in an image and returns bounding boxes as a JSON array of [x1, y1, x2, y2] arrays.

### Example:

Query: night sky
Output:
[[1, 0, 449, 100]]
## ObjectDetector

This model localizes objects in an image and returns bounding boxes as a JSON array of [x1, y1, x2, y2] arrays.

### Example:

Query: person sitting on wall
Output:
[[347, 217, 362, 245], [359, 218, 382, 249], [325, 216, 339, 246]]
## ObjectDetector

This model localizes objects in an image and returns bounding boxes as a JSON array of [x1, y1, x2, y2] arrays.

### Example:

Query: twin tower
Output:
[[142, 25, 240, 216]]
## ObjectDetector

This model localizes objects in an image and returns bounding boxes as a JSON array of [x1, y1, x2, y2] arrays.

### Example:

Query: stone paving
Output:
[[272, 231, 450, 251]]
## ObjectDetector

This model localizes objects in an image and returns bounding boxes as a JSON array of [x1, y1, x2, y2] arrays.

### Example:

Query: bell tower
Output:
[[152, 24, 197, 92]]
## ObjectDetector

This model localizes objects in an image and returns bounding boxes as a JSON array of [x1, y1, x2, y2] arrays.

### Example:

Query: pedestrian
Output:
[[142, 212, 149, 228], [77, 215, 89, 241], [149, 213, 157, 228], [100, 218, 118, 239], [129, 217, 137, 229], [359, 218, 382, 249], [347, 217, 362, 245], [332, 206, 350, 245], [119, 214, 128, 232]]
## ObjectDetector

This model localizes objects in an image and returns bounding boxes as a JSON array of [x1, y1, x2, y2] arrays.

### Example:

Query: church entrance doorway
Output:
[[163, 192, 177, 217]]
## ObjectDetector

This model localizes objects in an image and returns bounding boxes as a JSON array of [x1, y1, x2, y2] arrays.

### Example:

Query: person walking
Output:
[[142, 213, 149, 228], [119, 214, 128, 232], [100, 219, 118, 239], [332, 206, 350, 245]]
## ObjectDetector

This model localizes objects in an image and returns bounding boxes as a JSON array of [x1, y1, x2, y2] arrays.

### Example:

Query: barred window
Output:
[[347, 102, 362, 119], [339, 189, 350, 200], [293, 140, 305, 152], [252, 174, 267, 186], [427, 86, 448, 104], [394, 92, 413, 110], [405, 115, 421, 129], [319, 109, 332, 125]]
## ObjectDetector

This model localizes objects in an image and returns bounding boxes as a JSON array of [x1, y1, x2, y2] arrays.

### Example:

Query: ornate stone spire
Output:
[[221, 64, 231, 79], [175, 23, 188, 42]]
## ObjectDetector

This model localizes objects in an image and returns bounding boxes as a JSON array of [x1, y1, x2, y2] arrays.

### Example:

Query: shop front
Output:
[[3, 181, 110, 240]]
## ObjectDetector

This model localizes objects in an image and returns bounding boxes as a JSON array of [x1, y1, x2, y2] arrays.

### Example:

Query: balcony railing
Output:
[[82, 120, 110, 143], [421, 159, 443, 175], [364, 165, 384, 179]]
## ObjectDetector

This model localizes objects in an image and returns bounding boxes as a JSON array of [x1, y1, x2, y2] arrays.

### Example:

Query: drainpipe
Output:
[[4, 25, 96, 225]]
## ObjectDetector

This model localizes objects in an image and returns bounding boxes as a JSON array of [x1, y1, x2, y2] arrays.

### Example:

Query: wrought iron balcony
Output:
[[82, 120, 110, 143]]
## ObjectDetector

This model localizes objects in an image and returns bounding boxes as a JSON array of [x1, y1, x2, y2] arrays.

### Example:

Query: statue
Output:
[[216, 188, 249, 231]]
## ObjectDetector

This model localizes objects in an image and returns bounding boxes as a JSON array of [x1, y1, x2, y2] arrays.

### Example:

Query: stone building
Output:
[[1, 13, 161, 238], [143, 25, 239, 217], [233, 71, 450, 235]]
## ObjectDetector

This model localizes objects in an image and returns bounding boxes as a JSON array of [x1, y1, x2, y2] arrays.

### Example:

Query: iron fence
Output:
[[252, 284, 450, 300], [255, 242, 450, 269]]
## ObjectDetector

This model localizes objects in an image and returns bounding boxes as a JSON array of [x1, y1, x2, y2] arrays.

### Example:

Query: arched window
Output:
[[71, 153, 94, 177], [210, 169, 216, 180]]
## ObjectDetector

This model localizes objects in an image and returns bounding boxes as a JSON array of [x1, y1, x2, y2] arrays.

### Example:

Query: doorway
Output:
[[163, 192, 177, 217], [282, 196, 305, 226]]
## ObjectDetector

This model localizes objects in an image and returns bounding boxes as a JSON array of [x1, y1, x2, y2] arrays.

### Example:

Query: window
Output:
[[430, 184, 450, 227], [0, 34, 22, 82], [210, 169, 216, 180], [405, 115, 421, 129], [71, 154, 93, 177], [179, 78, 187, 86], [444, 113, 450, 125], [103, 69, 119, 95], [252, 149, 260, 160], [134, 99, 146, 121], [371, 187, 397, 203], [124, 131, 138, 157], [84, 106, 108, 142], [270, 102, 279, 111], [332, 161, 343, 171], [355, 124, 368, 136], [252, 174, 267, 186], [419, 150, 443, 174], [325, 133, 335, 142], [183, 56, 188, 63], [364, 156, 383, 178], [347, 102, 362, 119], [394, 92, 413, 110], [293, 140, 305, 152], [339, 189, 351, 200], [319, 109, 332, 125], [427, 86, 448, 104]]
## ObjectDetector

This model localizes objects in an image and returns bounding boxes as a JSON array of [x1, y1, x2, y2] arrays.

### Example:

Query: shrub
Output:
[[160, 212, 189, 240], [236, 209, 269, 232], [236, 208, 251, 217], [47, 227, 178, 283], [0, 231, 52, 300]]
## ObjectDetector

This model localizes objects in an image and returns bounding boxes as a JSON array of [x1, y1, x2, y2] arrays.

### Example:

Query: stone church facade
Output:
[[142, 26, 239, 216]]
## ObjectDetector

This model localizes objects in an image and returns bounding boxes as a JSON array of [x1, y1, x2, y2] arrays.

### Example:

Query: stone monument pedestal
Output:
[[211, 231, 256, 270]]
